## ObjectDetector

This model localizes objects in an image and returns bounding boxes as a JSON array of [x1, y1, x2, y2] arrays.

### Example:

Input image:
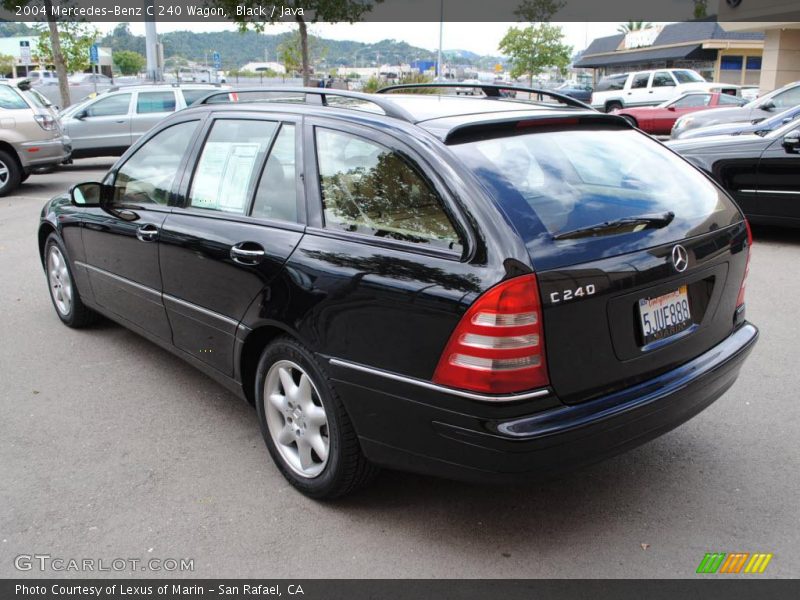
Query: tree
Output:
[[514, 0, 564, 22], [35, 22, 99, 74], [113, 50, 145, 76], [617, 22, 652, 34], [3, 0, 82, 107], [0, 53, 15, 77], [498, 24, 572, 86], [693, 0, 708, 19], [277, 30, 326, 78], [213, 0, 382, 86]]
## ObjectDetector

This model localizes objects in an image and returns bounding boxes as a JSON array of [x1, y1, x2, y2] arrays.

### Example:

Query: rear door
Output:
[[450, 122, 748, 402], [626, 72, 651, 107], [158, 114, 305, 376], [750, 125, 800, 224], [131, 90, 177, 142]]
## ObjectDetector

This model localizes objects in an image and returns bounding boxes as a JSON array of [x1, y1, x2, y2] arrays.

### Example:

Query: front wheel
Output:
[[0, 150, 22, 196], [254, 338, 378, 499], [44, 233, 99, 328]]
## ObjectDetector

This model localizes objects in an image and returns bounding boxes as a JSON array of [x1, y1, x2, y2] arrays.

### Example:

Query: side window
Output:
[[189, 119, 278, 214], [672, 94, 711, 108], [113, 121, 199, 206], [136, 91, 176, 114], [315, 128, 462, 251], [718, 94, 746, 106], [181, 89, 212, 106], [631, 73, 650, 89], [773, 87, 800, 109], [252, 124, 298, 222], [652, 71, 676, 87], [86, 94, 131, 117], [0, 85, 28, 109]]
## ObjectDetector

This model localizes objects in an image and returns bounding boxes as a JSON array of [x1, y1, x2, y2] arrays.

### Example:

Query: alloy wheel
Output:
[[263, 360, 330, 478], [47, 245, 73, 316]]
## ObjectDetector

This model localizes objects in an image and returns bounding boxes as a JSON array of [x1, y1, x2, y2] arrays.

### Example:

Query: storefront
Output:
[[575, 22, 763, 87]]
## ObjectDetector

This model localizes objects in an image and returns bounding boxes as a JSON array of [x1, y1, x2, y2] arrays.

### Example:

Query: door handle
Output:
[[231, 243, 265, 265], [136, 224, 159, 242]]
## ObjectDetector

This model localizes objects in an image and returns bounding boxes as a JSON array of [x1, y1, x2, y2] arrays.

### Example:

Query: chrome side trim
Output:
[[328, 358, 550, 402], [740, 189, 800, 195], [75, 261, 160, 300], [163, 293, 239, 329]]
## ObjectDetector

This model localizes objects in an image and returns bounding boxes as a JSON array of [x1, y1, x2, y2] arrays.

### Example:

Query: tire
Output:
[[605, 101, 623, 113], [620, 115, 638, 128], [0, 149, 22, 197], [254, 337, 378, 499], [20, 172, 30, 183], [31, 164, 57, 175], [44, 233, 99, 328]]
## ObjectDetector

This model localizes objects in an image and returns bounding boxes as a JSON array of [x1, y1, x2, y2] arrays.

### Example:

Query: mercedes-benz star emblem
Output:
[[672, 245, 689, 273]]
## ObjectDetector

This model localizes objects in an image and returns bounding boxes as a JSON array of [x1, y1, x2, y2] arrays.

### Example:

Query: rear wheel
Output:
[[0, 150, 22, 196], [605, 101, 623, 113], [44, 233, 98, 328], [254, 338, 378, 499], [620, 115, 638, 128]]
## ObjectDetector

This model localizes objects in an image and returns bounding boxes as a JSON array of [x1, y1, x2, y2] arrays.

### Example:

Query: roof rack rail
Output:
[[375, 83, 594, 110], [193, 86, 417, 122]]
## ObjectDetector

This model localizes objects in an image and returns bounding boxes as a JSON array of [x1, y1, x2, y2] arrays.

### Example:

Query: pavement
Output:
[[0, 160, 798, 579]]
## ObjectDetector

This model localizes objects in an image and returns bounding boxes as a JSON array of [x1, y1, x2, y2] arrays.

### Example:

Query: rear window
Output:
[[673, 70, 705, 84], [450, 127, 741, 267], [181, 89, 213, 106], [596, 75, 627, 92]]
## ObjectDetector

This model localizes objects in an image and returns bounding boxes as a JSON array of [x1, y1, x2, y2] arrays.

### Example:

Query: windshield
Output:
[[765, 117, 800, 139], [450, 127, 740, 267], [673, 70, 705, 84]]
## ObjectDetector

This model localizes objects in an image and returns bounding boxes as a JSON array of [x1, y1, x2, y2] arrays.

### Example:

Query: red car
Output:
[[613, 92, 747, 135]]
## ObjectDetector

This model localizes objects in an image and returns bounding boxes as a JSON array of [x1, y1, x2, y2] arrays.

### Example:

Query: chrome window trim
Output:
[[328, 358, 550, 403]]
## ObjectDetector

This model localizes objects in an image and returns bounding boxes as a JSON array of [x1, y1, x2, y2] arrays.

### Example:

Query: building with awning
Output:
[[574, 22, 764, 87]]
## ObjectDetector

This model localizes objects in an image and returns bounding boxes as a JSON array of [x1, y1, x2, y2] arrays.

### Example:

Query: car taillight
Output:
[[736, 219, 753, 310], [432, 274, 548, 395], [34, 114, 57, 131]]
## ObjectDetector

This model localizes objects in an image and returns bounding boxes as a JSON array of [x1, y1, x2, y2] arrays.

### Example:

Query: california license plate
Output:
[[638, 285, 691, 345]]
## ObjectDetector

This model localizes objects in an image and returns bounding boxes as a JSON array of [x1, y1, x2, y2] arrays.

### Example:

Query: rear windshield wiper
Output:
[[552, 211, 675, 241]]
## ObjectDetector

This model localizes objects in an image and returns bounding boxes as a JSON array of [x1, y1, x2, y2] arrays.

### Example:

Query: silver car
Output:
[[59, 84, 229, 158], [672, 80, 800, 138]]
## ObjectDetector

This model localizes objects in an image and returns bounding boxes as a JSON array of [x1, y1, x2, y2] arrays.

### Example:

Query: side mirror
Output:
[[760, 100, 775, 111], [782, 131, 800, 154], [69, 182, 105, 207], [74, 110, 87, 120], [667, 106, 676, 112]]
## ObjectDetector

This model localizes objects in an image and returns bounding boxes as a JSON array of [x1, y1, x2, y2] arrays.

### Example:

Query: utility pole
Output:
[[144, 0, 160, 81], [437, 0, 444, 80]]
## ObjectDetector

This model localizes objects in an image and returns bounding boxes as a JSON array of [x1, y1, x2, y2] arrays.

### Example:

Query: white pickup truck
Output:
[[591, 69, 739, 113]]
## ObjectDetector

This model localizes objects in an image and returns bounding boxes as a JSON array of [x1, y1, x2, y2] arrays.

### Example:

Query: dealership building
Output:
[[574, 22, 765, 88]]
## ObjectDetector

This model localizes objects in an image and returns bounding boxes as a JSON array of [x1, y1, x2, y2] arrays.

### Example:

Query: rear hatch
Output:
[[448, 118, 749, 403]]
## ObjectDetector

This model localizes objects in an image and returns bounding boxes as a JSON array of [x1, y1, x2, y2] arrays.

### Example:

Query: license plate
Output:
[[638, 286, 691, 345]]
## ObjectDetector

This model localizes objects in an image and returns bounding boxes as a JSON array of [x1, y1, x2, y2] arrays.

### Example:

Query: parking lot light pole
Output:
[[144, 0, 161, 82]]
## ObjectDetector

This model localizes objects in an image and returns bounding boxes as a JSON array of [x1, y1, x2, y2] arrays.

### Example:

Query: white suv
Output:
[[591, 69, 738, 113]]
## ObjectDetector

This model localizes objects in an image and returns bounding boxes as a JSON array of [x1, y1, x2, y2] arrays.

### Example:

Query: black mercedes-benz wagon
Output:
[[39, 84, 758, 498]]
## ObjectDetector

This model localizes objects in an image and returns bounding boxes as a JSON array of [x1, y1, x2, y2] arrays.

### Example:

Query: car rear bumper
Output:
[[328, 322, 758, 483], [18, 136, 72, 168]]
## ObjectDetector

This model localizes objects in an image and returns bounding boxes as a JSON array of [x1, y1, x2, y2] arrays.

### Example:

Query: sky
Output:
[[97, 22, 639, 57]]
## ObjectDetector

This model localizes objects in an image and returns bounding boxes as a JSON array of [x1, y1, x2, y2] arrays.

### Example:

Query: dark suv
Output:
[[38, 85, 758, 499]]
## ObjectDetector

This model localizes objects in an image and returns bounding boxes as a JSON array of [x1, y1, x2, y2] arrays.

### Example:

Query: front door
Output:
[[80, 119, 202, 341], [752, 127, 800, 224], [159, 115, 305, 376], [69, 92, 133, 154]]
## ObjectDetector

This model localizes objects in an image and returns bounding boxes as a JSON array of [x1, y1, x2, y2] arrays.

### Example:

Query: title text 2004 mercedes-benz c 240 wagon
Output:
[[38, 85, 758, 498]]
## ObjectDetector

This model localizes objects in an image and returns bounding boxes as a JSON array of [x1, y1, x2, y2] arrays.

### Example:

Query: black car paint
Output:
[[38, 99, 758, 482], [668, 126, 800, 227]]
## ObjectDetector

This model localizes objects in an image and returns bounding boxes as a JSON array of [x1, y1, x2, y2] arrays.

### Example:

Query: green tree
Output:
[[514, 0, 564, 22], [3, 0, 76, 106], [498, 24, 572, 86], [35, 22, 99, 75], [0, 53, 15, 77], [277, 30, 325, 77], [213, 0, 382, 86], [693, 0, 707, 19], [617, 22, 652, 33], [113, 50, 145, 76]]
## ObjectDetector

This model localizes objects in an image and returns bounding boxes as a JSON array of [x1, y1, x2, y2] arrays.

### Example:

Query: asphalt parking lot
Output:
[[1, 160, 798, 579]]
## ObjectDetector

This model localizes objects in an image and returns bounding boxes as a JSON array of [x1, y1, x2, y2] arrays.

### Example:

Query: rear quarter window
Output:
[[596, 75, 627, 92], [0, 86, 28, 110]]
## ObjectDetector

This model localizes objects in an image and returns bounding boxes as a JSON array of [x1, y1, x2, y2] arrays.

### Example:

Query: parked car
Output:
[[17, 69, 59, 86], [674, 105, 800, 140], [455, 79, 482, 95], [668, 119, 800, 227], [555, 82, 593, 103], [58, 83, 229, 158], [0, 81, 71, 196], [672, 80, 800, 138], [38, 85, 757, 498], [68, 73, 113, 86], [740, 85, 760, 102], [591, 69, 739, 113], [613, 91, 747, 135]]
